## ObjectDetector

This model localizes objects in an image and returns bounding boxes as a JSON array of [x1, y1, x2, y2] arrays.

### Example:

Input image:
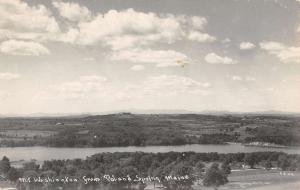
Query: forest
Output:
[[1, 151, 300, 190]]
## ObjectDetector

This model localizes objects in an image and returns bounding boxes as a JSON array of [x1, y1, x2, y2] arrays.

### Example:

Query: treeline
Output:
[[43, 131, 237, 147], [244, 135, 300, 146], [0, 130, 237, 147], [244, 127, 300, 146], [1, 151, 300, 190], [0, 129, 296, 147]]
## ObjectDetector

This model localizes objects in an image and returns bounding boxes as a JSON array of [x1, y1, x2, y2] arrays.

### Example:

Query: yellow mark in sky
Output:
[[176, 60, 188, 68]]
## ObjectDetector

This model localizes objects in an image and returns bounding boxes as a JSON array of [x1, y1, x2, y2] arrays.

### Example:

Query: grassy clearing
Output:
[[0, 130, 56, 138], [193, 169, 300, 190]]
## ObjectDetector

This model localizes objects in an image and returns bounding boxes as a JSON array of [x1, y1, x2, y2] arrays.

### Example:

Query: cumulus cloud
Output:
[[0, 0, 60, 41], [204, 53, 237, 64], [0, 73, 20, 80], [260, 41, 285, 53], [55, 9, 214, 50], [231, 76, 242, 81], [0, 40, 50, 56], [111, 48, 189, 67], [222, 38, 231, 44], [52, 1, 91, 22], [49, 75, 108, 100], [276, 47, 300, 64], [0, 0, 215, 52], [245, 76, 256, 81], [37, 75, 211, 101], [130, 65, 145, 71], [190, 16, 207, 30], [260, 41, 300, 64], [240, 42, 256, 50], [187, 30, 216, 43], [59, 9, 185, 49], [142, 75, 211, 96], [79, 75, 107, 83], [229, 75, 256, 81], [186, 16, 215, 43]]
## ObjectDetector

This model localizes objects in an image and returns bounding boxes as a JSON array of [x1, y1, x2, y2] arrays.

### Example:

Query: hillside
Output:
[[0, 113, 300, 147]]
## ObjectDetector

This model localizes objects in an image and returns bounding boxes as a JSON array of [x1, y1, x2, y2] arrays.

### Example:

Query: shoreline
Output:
[[0, 142, 299, 149]]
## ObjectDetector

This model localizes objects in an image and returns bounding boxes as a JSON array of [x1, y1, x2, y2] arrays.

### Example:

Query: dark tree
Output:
[[278, 155, 290, 171], [194, 161, 205, 185], [7, 167, 20, 181], [263, 160, 272, 170], [23, 161, 40, 171], [221, 162, 231, 175], [0, 156, 11, 174], [203, 163, 228, 190], [195, 161, 205, 174], [244, 154, 256, 169]]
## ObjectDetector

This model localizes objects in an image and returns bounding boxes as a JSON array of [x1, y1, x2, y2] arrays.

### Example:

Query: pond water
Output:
[[1, 143, 299, 161]]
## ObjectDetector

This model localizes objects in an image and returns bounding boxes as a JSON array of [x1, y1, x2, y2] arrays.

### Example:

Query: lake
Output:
[[1, 143, 300, 162]]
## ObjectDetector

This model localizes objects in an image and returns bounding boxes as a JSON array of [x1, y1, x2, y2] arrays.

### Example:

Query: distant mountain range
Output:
[[0, 109, 299, 118]]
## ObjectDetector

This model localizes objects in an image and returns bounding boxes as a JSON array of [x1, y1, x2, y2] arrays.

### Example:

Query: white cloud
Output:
[[190, 16, 207, 30], [229, 75, 256, 81], [186, 16, 215, 43], [204, 53, 237, 64], [0, 73, 20, 80], [111, 48, 189, 67], [57, 9, 214, 50], [130, 65, 145, 71], [245, 76, 256, 81], [232, 76, 243, 81], [222, 38, 231, 44], [115, 75, 212, 98], [37, 75, 211, 101], [0, 0, 60, 41], [49, 75, 108, 100], [79, 75, 107, 83], [276, 47, 300, 64], [61, 9, 185, 49], [0, 40, 50, 56], [187, 30, 216, 43], [0, 0, 216, 56], [240, 42, 256, 50], [142, 75, 211, 96], [0, 1, 214, 51], [52, 1, 91, 22], [260, 41, 300, 64], [260, 41, 285, 53]]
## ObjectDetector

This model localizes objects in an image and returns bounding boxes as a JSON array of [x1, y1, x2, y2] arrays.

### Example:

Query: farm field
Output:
[[196, 169, 300, 190]]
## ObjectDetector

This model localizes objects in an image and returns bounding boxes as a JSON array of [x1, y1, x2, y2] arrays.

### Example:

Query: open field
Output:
[[195, 169, 300, 190], [245, 182, 300, 190], [0, 130, 55, 138]]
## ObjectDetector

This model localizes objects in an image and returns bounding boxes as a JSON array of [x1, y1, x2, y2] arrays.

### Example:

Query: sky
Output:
[[0, 0, 300, 114]]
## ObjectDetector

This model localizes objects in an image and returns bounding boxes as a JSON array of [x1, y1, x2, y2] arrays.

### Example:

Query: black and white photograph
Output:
[[0, 0, 300, 189]]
